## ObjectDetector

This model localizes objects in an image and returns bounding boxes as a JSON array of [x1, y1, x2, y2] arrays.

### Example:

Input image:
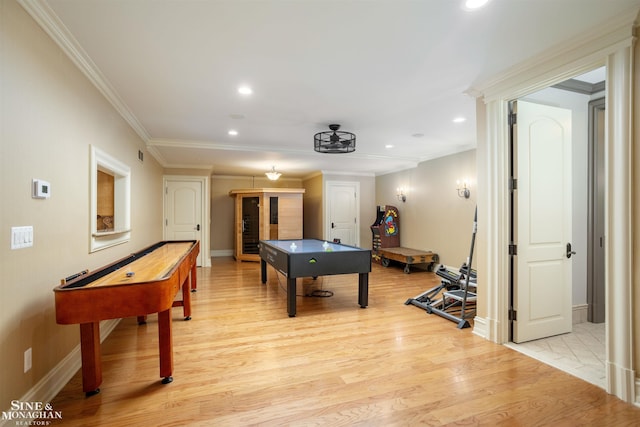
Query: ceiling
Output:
[[25, 0, 640, 178]]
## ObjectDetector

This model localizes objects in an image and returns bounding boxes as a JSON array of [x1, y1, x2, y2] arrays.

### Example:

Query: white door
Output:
[[165, 179, 204, 266], [513, 100, 573, 343], [326, 181, 359, 246]]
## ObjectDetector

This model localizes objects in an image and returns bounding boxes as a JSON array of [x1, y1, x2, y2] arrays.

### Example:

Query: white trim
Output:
[[0, 319, 120, 427], [572, 304, 589, 325], [17, 0, 150, 143], [478, 99, 511, 344], [473, 20, 637, 403], [319, 170, 376, 177], [604, 43, 635, 403], [471, 316, 488, 340], [162, 175, 211, 268], [90, 146, 131, 252], [469, 9, 637, 101]]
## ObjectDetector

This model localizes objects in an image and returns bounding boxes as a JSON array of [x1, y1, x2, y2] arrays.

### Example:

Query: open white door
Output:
[[165, 178, 205, 266], [512, 100, 573, 343]]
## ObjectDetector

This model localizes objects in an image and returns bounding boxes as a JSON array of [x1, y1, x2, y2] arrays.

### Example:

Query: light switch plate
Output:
[[11, 226, 33, 249]]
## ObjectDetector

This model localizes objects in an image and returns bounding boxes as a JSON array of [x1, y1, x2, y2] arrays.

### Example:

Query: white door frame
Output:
[[163, 175, 211, 267], [471, 24, 635, 402]]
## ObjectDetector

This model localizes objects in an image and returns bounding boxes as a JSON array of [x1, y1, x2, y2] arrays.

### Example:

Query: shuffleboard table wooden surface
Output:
[[53, 240, 199, 396]]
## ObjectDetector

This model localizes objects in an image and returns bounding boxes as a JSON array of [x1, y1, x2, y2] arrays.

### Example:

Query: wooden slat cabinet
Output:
[[229, 188, 305, 261]]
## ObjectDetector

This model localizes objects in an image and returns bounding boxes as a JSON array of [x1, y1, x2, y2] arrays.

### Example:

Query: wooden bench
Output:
[[378, 247, 439, 274]]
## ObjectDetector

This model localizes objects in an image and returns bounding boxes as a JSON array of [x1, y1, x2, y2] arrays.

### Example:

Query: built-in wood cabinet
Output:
[[229, 188, 305, 261]]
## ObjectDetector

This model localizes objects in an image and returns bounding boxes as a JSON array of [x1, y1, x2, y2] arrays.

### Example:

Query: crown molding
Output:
[[147, 138, 421, 164], [552, 78, 606, 95], [468, 7, 638, 101], [17, 0, 151, 143]]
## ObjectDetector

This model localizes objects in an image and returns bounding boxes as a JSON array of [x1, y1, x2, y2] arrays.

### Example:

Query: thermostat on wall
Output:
[[32, 179, 51, 199]]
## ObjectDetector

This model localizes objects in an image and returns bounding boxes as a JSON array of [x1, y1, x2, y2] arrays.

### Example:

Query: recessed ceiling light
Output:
[[385, 144, 394, 149], [453, 117, 466, 123], [238, 86, 253, 95], [464, 0, 489, 10], [412, 133, 424, 138], [228, 130, 238, 136]]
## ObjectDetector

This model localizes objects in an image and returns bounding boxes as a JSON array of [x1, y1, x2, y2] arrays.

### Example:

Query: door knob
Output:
[[566, 242, 576, 259]]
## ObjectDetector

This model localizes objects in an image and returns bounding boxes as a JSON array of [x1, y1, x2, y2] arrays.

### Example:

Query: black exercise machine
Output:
[[405, 206, 477, 328]]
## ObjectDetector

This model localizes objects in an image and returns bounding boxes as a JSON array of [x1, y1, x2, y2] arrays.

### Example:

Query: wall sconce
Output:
[[265, 166, 281, 181], [396, 187, 407, 203], [456, 180, 470, 199]]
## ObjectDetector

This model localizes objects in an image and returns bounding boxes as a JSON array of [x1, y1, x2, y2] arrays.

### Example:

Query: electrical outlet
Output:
[[24, 348, 32, 373]]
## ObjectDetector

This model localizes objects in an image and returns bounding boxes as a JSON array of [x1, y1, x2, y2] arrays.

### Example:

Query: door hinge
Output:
[[509, 112, 517, 126], [509, 309, 517, 321], [165, 219, 168, 226], [165, 186, 168, 194], [508, 244, 517, 256], [509, 178, 517, 191]]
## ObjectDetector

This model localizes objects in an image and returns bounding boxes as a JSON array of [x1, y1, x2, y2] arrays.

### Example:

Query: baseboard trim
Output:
[[211, 249, 233, 257], [607, 360, 636, 404], [572, 304, 588, 324], [1, 319, 120, 426], [472, 316, 488, 339]]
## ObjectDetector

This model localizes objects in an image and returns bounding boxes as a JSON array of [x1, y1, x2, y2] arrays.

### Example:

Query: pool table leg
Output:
[[287, 277, 296, 317], [260, 259, 267, 284]]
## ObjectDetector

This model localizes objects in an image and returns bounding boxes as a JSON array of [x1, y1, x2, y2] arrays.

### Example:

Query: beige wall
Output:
[[375, 150, 477, 267], [210, 176, 303, 253], [0, 0, 164, 409], [301, 174, 323, 240], [634, 26, 640, 388], [210, 173, 376, 254]]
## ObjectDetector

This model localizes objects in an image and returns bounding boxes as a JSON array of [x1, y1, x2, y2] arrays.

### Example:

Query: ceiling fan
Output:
[[314, 124, 356, 154]]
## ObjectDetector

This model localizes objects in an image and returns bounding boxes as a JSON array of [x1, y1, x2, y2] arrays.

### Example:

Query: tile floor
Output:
[[505, 322, 606, 388]]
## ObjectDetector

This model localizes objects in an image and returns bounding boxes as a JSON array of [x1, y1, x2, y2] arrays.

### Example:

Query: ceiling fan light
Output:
[[314, 124, 356, 154]]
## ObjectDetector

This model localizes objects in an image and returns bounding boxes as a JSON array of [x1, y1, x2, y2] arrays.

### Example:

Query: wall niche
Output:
[[90, 146, 131, 252]]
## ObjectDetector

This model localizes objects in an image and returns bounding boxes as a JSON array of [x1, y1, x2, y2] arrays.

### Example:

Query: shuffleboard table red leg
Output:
[[157, 308, 174, 384], [190, 263, 197, 292], [181, 274, 192, 320], [79, 322, 101, 396]]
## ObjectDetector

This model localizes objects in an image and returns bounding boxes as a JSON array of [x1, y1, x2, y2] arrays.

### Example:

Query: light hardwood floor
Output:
[[45, 257, 640, 426]]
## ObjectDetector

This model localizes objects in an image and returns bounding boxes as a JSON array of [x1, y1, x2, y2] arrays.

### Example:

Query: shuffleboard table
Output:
[[259, 239, 371, 317], [53, 240, 199, 396]]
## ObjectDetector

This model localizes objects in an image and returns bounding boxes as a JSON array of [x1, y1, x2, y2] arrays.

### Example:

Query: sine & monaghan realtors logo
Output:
[[1, 400, 62, 426]]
